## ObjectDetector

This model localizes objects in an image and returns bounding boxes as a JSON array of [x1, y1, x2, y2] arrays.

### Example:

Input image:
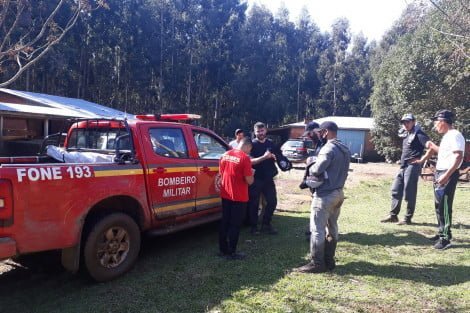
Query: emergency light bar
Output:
[[135, 114, 201, 122]]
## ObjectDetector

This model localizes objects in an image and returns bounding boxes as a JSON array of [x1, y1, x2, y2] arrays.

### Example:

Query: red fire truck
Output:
[[0, 114, 227, 281]]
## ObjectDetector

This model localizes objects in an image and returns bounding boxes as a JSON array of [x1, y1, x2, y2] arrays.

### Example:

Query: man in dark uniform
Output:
[[300, 121, 322, 241], [381, 113, 430, 225], [248, 122, 278, 235]]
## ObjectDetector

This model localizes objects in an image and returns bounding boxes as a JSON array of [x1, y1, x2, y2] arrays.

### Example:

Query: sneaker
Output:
[[260, 225, 278, 235], [434, 239, 451, 250], [397, 219, 412, 225], [380, 215, 398, 223], [226, 252, 246, 260], [293, 261, 327, 273]]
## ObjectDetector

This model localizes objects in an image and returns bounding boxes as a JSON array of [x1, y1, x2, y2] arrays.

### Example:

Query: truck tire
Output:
[[83, 213, 141, 282]]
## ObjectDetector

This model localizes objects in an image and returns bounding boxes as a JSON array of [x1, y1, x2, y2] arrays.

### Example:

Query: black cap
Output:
[[431, 110, 453, 123], [400, 113, 415, 122], [317, 121, 339, 132], [234, 128, 244, 136], [303, 121, 320, 137]]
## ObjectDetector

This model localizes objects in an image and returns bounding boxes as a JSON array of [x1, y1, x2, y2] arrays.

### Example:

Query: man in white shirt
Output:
[[229, 129, 244, 148], [419, 110, 465, 250]]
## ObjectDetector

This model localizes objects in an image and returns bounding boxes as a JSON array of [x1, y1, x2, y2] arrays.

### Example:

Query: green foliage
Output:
[[370, 0, 469, 160]]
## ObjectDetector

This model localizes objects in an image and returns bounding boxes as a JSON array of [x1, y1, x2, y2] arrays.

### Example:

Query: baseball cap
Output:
[[234, 128, 244, 136], [316, 121, 339, 132], [302, 121, 320, 137], [400, 113, 415, 122], [431, 109, 453, 123]]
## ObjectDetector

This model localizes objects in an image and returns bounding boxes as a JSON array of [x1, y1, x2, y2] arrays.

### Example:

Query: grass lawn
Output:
[[0, 175, 469, 313]]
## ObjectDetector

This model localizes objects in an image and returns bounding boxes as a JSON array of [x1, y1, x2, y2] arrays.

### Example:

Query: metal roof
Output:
[[0, 88, 131, 119], [287, 116, 375, 130]]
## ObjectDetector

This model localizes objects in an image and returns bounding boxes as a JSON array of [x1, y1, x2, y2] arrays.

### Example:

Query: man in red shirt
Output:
[[218, 137, 255, 260]]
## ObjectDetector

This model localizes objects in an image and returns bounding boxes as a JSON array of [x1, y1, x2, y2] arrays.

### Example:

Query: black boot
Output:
[[324, 235, 337, 271], [293, 261, 326, 273]]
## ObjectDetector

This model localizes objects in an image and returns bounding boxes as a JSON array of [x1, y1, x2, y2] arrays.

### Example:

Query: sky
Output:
[[246, 0, 410, 41]]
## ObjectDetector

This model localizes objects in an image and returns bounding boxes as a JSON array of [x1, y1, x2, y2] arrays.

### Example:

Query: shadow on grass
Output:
[[0, 214, 309, 313], [337, 261, 470, 287], [411, 222, 470, 230], [341, 231, 435, 246], [410, 222, 439, 227], [453, 222, 470, 230]]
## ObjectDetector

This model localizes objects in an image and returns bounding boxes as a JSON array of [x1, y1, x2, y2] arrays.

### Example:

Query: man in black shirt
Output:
[[248, 122, 278, 235], [381, 114, 430, 225]]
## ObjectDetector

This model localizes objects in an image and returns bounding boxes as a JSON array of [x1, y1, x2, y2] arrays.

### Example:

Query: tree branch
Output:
[[428, 0, 468, 34], [0, 0, 11, 29], [430, 26, 470, 40], [21, 0, 68, 50], [0, 2, 25, 52], [0, 1, 83, 87]]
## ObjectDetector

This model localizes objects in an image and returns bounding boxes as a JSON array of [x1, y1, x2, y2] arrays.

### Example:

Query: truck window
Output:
[[193, 131, 227, 159], [68, 128, 130, 151], [149, 128, 188, 158]]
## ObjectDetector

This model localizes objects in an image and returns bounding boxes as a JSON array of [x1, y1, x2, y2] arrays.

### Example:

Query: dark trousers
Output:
[[247, 178, 277, 227], [390, 163, 421, 220], [434, 170, 459, 240], [219, 198, 247, 255]]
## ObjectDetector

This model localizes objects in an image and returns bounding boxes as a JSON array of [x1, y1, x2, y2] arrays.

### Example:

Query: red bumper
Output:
[[0, 237, 16, 260]]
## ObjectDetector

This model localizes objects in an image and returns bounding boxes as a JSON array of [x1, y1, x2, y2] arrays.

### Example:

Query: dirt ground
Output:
[[275, 162, 399, 211]]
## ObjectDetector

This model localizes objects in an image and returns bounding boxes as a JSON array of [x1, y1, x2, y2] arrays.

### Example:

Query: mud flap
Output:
[[61, 243, 80, 273]]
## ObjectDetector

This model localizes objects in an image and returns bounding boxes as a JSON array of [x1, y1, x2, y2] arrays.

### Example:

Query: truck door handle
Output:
[[154, 167, 166, 173], [200, 166, 210, 173]]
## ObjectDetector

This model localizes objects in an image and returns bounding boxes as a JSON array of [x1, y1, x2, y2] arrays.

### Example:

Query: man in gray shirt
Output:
[[294, 121, 350, 273]]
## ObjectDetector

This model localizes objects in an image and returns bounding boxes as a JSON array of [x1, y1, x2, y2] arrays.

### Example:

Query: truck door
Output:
[[192, 130, 228, 212], [140, 125, 198, 219]]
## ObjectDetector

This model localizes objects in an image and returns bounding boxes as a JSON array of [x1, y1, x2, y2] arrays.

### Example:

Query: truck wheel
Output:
[[83, 213, 140, 282]]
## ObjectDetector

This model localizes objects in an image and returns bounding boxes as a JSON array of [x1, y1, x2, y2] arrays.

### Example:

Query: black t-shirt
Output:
[[400, 127, 430, 166], [251, 138, 279, 179]]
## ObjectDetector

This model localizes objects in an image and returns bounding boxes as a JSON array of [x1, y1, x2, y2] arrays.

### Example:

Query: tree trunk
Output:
[[186, 51, 192, 111]]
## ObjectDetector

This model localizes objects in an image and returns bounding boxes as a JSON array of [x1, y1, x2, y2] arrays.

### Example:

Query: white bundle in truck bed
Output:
[[46, 145, 115, 163]]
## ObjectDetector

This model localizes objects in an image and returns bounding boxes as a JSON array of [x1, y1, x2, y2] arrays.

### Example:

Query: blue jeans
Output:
[[310, 189, 344, 265], [390, 163, 422, 220]]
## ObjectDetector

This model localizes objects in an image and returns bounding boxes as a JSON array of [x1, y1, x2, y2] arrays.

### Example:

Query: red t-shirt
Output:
[[219, 148, 253, 202]]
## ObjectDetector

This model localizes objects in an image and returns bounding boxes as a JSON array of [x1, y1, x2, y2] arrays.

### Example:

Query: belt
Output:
[[403, 158, 420, 166]]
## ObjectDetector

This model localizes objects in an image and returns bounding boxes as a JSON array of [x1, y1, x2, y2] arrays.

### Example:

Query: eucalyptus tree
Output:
[[343, 33, 373, 117], [314, 18, 351, 117], [294, 7, 322, 121], [232, 4, 276, 128], [186, 0, 247, 131]]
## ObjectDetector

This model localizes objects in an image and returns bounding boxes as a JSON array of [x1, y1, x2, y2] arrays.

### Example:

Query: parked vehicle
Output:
[[0, 114, 228, 281], [280, 138, 315, 163]]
